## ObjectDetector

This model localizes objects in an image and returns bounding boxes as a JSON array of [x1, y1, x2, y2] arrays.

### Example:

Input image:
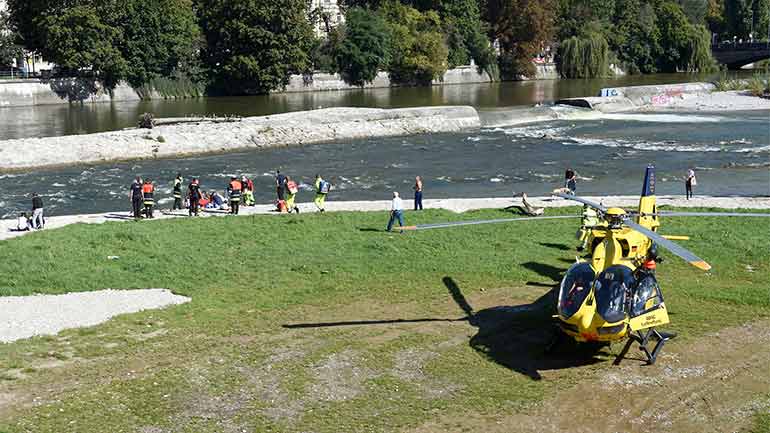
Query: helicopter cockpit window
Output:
[[558, 262, 596, 319], [594, 266, 635, 323], [631, 275, 662, 317]]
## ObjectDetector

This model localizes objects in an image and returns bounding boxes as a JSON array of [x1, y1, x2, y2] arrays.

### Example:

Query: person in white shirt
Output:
[[685, 168, 696, 200], [387, 192, 405, 232], [15, 212, 31, 231]]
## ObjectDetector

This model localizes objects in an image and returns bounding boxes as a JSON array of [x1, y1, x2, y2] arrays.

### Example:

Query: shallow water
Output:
[[1, 109, 767, 218]]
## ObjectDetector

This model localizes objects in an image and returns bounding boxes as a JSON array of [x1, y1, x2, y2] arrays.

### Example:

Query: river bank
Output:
[[2, 195, 768, 242]]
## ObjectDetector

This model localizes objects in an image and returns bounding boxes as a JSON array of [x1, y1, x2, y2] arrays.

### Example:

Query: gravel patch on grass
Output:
[[0, 289, 190, 343]]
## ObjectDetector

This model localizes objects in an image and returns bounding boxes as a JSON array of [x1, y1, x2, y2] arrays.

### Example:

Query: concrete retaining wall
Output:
[[0, 106, 481, 171], [0, 79, 140, 107], [556, 82, 716, 112]]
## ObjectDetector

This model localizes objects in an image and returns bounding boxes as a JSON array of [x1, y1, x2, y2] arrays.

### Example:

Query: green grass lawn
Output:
[[0, 207, 768, 432]]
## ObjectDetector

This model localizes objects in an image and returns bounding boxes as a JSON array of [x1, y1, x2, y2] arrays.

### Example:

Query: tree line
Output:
[[1, 0, 767, 94]]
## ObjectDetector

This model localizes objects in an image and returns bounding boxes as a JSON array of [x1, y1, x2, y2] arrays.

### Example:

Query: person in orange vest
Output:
[[142, 179, 155, 219], [285, 175, 300, 213], [227, 176, 242, 215]]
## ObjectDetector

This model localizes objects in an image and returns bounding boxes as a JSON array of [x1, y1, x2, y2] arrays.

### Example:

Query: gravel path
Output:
[[1, 195, 768, 242], [0, 289, 190, 343]]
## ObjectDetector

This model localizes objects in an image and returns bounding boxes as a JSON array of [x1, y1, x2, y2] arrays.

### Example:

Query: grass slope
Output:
[[0, 207, 768, 432]]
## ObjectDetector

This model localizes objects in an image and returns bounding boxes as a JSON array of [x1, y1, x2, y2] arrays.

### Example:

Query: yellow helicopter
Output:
[[402, 166, 770, 365]]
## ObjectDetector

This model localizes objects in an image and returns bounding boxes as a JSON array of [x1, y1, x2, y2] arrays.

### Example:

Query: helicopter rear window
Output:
[[558, 262, 596, 319], [595, 266, 635, 323]]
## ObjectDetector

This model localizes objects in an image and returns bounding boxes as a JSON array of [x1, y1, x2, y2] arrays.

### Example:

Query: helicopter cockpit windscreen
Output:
[[558, 262, 596, 319], [594, 266, 635, 323]]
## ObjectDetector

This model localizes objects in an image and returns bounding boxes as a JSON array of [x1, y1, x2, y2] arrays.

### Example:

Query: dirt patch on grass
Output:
[[310, 349, 376, 402], [409, 320, 770, 433]]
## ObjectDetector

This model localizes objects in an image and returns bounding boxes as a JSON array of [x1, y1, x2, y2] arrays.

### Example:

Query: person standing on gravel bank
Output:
[[129, 177, 143, 219], [172, 173, 183, 210], [315, 174, 330, 212], [31, 193, 44, 229], [685, 168, 696, 200], [414, 176, 424, 210], [142, 179, 156, 219], [188, 178, 202, 216]]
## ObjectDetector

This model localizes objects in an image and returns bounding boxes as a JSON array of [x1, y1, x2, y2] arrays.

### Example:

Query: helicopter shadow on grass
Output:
[[443, 277, 605, 381]]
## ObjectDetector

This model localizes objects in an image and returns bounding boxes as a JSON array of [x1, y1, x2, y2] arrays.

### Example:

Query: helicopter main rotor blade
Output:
[[623, 219, 712, 271], [400, 215, 579, 231], [653, 211, 770, 218], [555, 193, 609, 213]]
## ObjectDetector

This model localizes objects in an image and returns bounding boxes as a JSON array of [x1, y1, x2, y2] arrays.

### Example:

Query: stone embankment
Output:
[[0, 106, 480, 172], [555, 82, 770, 112]]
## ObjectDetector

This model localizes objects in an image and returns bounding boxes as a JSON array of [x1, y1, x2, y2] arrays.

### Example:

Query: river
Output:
[[0, 71, 755, 141], [0, 72, 767, 218]]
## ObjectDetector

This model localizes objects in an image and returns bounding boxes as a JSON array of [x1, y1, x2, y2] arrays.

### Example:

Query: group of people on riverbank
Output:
[[127, 171, 335, 219]]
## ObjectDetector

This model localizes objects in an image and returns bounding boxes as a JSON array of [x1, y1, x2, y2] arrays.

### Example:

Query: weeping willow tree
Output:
[[686, 24, 717, 72], [558, 32, 610, 78]]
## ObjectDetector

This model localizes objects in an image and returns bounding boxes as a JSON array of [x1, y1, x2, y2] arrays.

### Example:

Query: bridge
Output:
[[712, 42, 770, 69]]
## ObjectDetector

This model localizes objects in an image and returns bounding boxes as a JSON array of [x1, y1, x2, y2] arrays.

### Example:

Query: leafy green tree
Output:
[[0, 10, 22, 67], [197, 0, 314, 95], [7, 0, 201, 89], [117, 0, 202, 87], [336, 7, 390, 86], [752, 0, 770, 40], [438, 0, 494, 71], [380, 1, 448, 85], [36, 6, 128, 88], [706, 0, 727, 35], [558, 31, 610, 78], [484, 0, 555, 78], [725, 0, 753, 37], [657, 2, 694, 70], [677, 0, 710, 24], [611, 0, 661, 73]]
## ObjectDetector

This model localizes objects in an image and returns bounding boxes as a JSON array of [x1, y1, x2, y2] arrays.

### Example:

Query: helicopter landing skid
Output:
[[613, 328, 676, 366]]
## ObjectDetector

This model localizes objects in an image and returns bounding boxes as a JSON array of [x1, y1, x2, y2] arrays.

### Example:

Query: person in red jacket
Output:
[[227, 177, 242, 215], [142, 179, 155, 219]]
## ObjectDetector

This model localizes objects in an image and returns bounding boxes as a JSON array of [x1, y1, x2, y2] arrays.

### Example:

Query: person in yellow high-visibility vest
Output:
[[314, 174, 329, 212], [285, 176, 300, 213]]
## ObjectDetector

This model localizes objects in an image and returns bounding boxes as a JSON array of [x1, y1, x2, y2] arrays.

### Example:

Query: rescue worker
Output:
[[227, 176, 242, 215], [314, 174, 329, 212], [172, 173, 183, 210], [142, 179, 155, 219], [577, 204, 600, 251], [275, 170, 287, 201], [129, 176, 143, 219], [188, 177, 202, 216], [285, 175, 300, 213], [242, 175, 255, 206]]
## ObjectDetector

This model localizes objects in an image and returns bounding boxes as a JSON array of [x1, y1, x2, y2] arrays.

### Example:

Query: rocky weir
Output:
[[0, 106, 481, 172]]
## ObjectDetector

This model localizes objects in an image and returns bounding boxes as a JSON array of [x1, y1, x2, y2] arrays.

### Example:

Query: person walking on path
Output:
[[565, 168, 577, 195], [188, 178, 202, 216], [275, 170, 287, 201], [130, 177, 143, 219], [314, 174, 330, 212], [414, 176, 424, 210], [228, 176, 242, 215], [142, 179, 156, 219], [285, 176, 300, 213], [387, 192, 406, 232], [685, 168, 696, 200], [172, 173, 183, 210], [31, 193, 44, 229]]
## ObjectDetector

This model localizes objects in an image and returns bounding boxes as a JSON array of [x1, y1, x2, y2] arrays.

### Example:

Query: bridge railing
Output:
[[712, 41, 770, 50]]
